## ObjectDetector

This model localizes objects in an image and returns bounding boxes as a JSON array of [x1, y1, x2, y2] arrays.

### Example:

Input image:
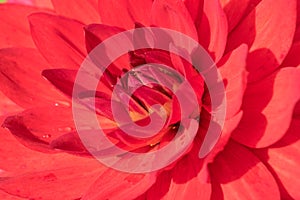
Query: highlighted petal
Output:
[[227, 0, 297, 82], [232, 67, 300, 148], [147, 156, 211, 199], [254, 118, 300, 199], [210, 141, 280, 200], [218, 44, 248, 119]]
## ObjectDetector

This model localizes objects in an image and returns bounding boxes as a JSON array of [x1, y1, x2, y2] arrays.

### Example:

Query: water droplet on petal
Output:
[[42, 134, 51, 139], [54, 101, 71, 107]]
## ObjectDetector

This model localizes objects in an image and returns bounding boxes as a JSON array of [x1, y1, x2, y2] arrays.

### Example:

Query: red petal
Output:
[[84, 23, 125, 52], [220, 0, 262, 32], [0, 189, 25, 200], [151, 0, 198, 41], [210, 141, 280, 199], [82, 170, 156, 200], [0, 160, 104, 200], [0, 91, 22, 116], [29, 12, 86, 69], [2, 105, 74, 152], [204, 111, 243, 163], [198, 0, 228, 61], [98, 0, 152, 29], [42, 69, 77, 97], [7, 0, 54, 9], [218, 44, 248, 119], [31, 0, 53, 9], [231, 67, 300, 148], [84, 24, 131, 77], [0, 4, 49, 48], [0, 128, 92, 172], [147, 156, 211, 199], [0, 48, 69, 108], [281, 41, 300, 67], [51, 0, 100, 24], [254, 118, 300, 199], [184, 0, 204, 26], [226, 0, 297, 82]]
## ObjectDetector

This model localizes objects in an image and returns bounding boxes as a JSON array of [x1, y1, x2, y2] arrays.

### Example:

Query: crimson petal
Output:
[[184, 0, 204, 27], [220, 0, 262, 32], [281, 41, 300, 67]]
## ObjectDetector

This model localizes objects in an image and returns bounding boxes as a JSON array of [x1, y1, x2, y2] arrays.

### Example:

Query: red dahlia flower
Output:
[[0, 0, 300, 199]]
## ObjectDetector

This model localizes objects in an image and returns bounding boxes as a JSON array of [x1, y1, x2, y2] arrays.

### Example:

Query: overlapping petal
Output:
[[226, 0, 297, 82], [231, 67, 300, 148]]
